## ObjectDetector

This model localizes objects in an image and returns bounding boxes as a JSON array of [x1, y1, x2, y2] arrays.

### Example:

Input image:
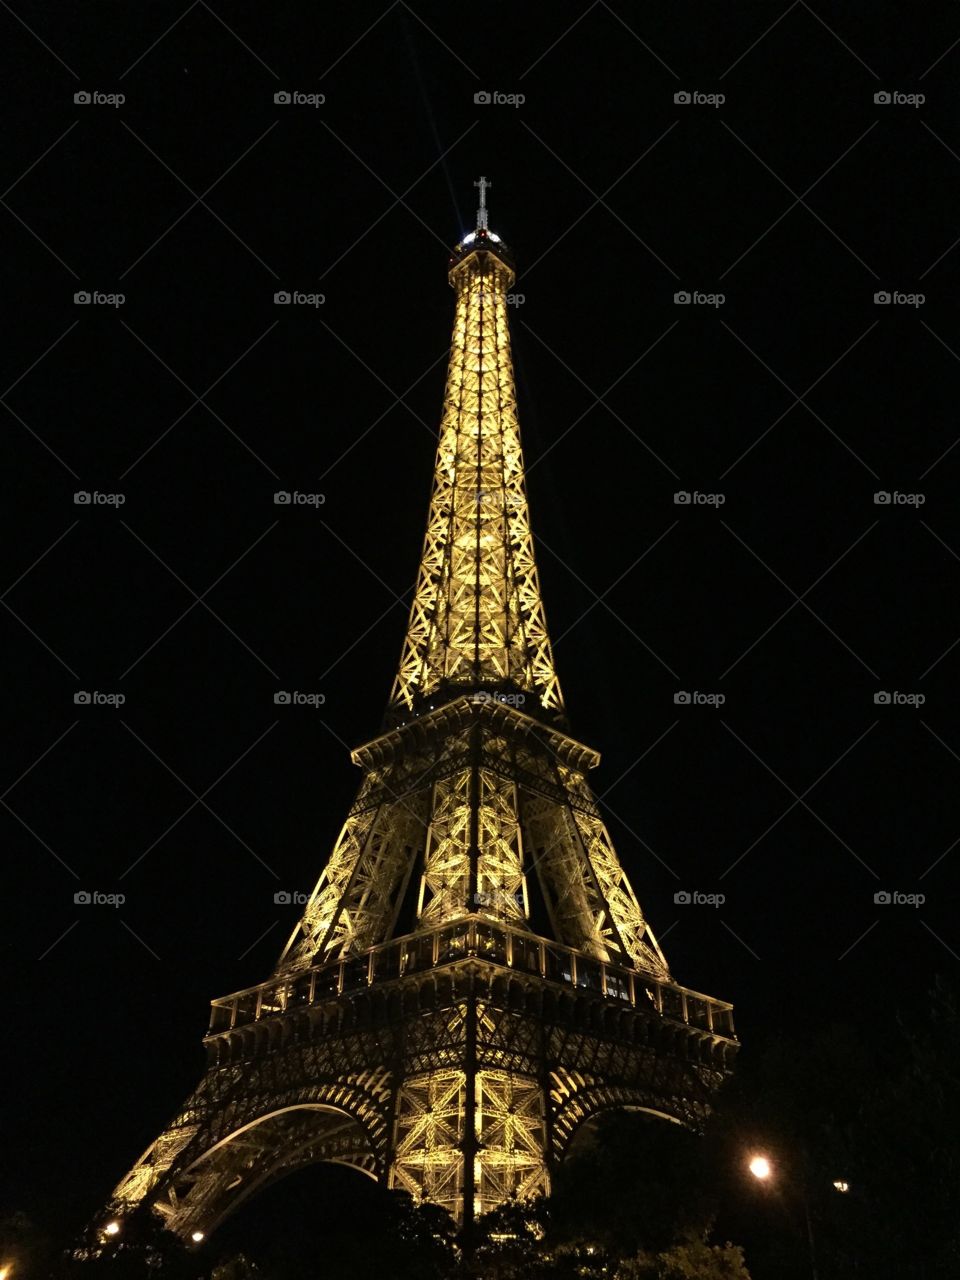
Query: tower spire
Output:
[[388, 186, 563, 726], [474, 174, 491, 230]]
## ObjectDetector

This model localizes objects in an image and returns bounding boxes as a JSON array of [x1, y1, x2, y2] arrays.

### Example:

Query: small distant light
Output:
[[104, 1221, 121, 1237], [833, 1180, 850, 1193], [748, 1155, 772, 1181], [191, 1230, 205, 1242]]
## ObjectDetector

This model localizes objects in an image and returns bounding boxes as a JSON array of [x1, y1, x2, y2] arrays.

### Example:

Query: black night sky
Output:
[[4, 0, 960, 1262]]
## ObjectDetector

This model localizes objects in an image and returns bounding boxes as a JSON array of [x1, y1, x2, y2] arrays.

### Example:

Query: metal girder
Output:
[[99, 214, 735, 1245], [388, 249, 563, 723]]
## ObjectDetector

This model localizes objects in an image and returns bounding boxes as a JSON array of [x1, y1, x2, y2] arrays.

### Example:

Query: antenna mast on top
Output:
[[474, 175, 491, 230]]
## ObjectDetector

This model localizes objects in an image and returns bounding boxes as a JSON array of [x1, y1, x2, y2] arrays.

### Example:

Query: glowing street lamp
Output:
[[748, 1154, 773, 1181], [191, 1231, 205, 1243]]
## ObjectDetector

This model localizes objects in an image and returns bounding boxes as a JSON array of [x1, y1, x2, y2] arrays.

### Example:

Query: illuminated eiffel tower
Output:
[[99, 179, 737, 1242]]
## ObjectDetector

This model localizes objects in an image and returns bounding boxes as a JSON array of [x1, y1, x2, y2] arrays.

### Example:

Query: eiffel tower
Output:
[[98, 179, 737, 1243]]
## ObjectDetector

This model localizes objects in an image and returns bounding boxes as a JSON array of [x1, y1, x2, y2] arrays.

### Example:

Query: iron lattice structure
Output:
[[100, 185, 737, 1242]]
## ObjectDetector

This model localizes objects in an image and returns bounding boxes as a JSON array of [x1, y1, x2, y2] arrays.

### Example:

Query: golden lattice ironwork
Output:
[[95, 184, 736, 1248], [388, 228, 563, 723]]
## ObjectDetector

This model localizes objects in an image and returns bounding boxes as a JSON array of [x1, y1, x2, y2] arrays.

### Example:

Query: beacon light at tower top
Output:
[[450, 174, 510, 266]]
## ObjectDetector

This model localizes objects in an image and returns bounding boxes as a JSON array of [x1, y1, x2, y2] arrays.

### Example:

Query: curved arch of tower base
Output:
[[104, 958, 734, 1236]]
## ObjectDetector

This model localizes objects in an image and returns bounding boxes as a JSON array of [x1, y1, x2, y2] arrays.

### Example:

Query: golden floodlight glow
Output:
[[96, 181, 737, 1239], [748, 1155, 772, 1180], [103, 1220, 121, 1236], [388, 235, 564, 724], [0, 1263, 12, 1280]]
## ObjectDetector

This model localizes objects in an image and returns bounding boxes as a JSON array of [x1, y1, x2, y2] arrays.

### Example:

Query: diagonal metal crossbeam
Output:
[[95, 179, 741, 1238]]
